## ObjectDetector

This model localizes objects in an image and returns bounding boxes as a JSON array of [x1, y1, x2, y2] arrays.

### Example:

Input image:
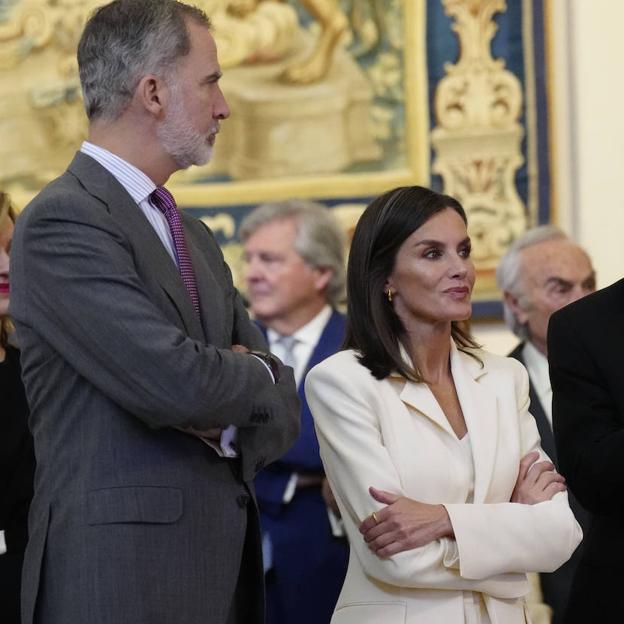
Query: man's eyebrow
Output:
[[545, 276, 572, 287], [201, 70, 222, 83]]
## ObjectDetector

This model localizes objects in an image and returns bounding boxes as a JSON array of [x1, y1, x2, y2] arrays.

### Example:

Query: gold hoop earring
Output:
[[387, 289, 393, 303]]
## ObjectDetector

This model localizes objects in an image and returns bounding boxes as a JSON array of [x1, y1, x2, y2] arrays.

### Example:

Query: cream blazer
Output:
[[304, 344, 582, 624]]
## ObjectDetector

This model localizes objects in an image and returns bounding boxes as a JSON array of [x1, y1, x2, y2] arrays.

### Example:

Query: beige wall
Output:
[[476, 0, 624, 355]]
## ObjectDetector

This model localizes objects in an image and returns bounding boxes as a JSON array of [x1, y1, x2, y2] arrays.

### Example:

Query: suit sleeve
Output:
[[444, 360, 582, 580], [14, 195, 299, 451], [548, 308, 624, 514]]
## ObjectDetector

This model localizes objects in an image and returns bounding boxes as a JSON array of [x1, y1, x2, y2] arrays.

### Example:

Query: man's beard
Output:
[[157, 84, 213, 170]]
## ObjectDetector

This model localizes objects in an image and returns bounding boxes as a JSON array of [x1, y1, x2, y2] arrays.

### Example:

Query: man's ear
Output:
[[312, 267, 333, 293], [503, 290, 529, 324], [136, 74, 167, 117]]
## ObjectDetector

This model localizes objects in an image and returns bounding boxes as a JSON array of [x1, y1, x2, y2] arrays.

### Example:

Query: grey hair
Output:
[[239, 200, 346, 308], [78, 0, 210, 121], [496, 225, 568, 338]]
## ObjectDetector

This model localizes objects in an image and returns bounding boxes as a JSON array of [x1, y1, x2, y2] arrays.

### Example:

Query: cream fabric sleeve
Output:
[[443, 360, 583, 580], [306, 354, 521, 597]]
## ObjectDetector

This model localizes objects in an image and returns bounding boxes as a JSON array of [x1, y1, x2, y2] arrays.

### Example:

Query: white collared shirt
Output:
[[267, 305, 333, 387], [80, 141, 178, 265], [522, 341, 553, 428]]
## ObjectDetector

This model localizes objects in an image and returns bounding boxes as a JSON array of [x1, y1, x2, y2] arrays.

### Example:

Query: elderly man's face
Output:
[[244, 218, 331, 332], [513, 239, 595, 355]]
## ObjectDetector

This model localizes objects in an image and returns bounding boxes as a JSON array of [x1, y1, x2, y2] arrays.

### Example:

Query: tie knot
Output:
[[277, 334, 298, 369], [279, 334, 297, 350], [151, 186, 177, 215]]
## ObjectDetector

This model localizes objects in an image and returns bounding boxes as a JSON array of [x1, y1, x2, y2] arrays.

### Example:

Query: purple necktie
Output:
[[151, 186, 201, 316]]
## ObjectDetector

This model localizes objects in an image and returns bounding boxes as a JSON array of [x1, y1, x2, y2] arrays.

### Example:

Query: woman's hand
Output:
[[358, 487, 454, 558], [511, 451, 566, 504]]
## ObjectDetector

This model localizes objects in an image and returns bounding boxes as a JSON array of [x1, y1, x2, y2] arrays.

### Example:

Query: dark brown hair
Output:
[[343, 185, 480, 381]]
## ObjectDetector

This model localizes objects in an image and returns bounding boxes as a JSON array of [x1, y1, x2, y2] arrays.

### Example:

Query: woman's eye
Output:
[[424, 249, 442, 259], [459, 246, 471, 258]]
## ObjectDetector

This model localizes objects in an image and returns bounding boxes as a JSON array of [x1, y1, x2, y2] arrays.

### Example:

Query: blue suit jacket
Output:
[[255, 310, 346, 512], [255, 310, 348, 624]]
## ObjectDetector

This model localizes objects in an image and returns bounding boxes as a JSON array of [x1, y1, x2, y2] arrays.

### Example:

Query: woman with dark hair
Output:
[[0, 192, 34, 624], [305, 186, 581, 624]]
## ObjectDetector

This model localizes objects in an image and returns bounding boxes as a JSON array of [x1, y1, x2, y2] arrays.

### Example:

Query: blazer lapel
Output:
[[509, 344, 557, 463], [68, 152, 204, 341], [399, 378, 457, 438], [450, 346, 499, 502], [301, 310, 345, 388]]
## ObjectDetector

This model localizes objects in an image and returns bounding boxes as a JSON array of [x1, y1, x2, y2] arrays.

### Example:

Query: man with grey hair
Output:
[[496, 225, 595, 623], [9, 2, 299, 623], [240, 200, 349, 624]]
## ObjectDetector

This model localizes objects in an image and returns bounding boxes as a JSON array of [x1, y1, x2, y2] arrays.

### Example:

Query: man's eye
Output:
[[552, 284, 571, 294]]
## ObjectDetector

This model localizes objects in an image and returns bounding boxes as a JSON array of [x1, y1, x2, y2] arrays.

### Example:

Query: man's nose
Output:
[[215, 87, 230, 120]]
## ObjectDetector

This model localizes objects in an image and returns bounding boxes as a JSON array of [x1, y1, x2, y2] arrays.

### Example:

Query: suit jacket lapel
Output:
[[450, 346, 498, 503], [301, 310, 345, 389], [509, 344, 557, 463], [399, 380, 457, 438], [67, 152, 204, 341], [184, 219, 227, 345], [398, 342, 498, 501]]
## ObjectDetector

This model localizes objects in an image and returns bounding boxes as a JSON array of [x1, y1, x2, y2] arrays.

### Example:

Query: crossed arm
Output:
[[359, 450, 566, 559], [305, 357, 581, 590]]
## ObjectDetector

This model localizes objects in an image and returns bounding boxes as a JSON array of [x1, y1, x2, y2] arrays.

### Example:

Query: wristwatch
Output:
[[248, 351, 280, 383]]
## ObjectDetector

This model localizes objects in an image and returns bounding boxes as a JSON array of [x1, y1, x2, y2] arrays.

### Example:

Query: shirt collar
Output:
[[267, 304, 332, 347], [80, 141, 156, 205], [522, 340, 550, 395]]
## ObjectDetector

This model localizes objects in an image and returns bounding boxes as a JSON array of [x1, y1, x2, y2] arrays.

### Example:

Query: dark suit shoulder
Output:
[[507, 342, 525, 362], [551, 279, 624, 327]]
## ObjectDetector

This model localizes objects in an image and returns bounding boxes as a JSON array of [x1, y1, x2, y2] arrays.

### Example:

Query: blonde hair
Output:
[[0, 192, 16, 348]]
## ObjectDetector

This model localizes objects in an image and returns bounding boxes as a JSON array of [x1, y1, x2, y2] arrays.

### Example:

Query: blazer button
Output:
[[237, 494, 249, 509]]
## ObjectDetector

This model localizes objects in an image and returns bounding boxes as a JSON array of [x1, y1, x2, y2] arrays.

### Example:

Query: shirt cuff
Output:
[[249, 353, 276, 383], [0, 530, 6, 556], [327, 507, 345, 537], [198, 425, 239, 458], [282, 473, 298, 503]]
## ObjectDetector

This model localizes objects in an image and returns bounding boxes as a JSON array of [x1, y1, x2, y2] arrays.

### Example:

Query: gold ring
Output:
[[372, 512, 379, 524]]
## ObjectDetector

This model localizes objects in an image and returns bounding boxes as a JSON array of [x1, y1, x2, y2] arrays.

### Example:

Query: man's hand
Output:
[[232, 344, 249, 353], [322, 478, 341, 517], [358, 487, 454, 558], [178, 426, 222, 440], [511, 451, 566, 504]]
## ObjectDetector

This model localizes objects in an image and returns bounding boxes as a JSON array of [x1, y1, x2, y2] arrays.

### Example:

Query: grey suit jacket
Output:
[[10, 152, 300, 624]]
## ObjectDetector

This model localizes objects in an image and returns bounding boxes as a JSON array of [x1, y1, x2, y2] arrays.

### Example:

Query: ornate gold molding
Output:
[[431, 0, 526, 292]]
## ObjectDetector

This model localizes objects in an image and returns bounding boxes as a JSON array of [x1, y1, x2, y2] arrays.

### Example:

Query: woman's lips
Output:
[[0, 283, 9, 295]]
